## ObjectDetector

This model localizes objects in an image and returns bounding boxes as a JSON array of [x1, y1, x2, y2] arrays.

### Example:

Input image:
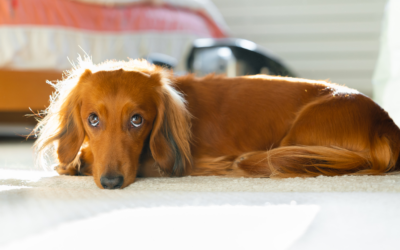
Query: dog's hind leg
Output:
[[235, 94, 400, 178], [191, 94, 400, 178]]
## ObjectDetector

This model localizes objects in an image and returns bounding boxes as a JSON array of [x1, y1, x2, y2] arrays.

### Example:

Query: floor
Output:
[[1, 140, 400, 250]]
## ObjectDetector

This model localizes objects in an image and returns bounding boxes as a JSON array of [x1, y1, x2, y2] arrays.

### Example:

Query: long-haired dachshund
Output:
[[33, 58, 400, 189]]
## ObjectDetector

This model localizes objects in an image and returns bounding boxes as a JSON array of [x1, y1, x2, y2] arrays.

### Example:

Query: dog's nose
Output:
[[100, 175, 124, 189]]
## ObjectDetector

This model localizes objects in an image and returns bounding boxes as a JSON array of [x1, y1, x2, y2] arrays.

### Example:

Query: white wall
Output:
[[212, 0, 387, 96]]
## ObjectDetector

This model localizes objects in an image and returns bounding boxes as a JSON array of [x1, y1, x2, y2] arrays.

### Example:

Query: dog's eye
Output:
[[130, 114, 143, 127], [88, 113, 100, 127]]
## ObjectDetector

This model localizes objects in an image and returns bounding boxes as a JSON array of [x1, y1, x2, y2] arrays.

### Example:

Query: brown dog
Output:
[[34, 59, 400, 189]]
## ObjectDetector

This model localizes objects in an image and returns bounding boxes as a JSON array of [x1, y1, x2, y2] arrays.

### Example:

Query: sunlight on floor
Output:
[[0, 185, 31, 192], [0, 169, 57, 182], [4, 204, 320, 250]]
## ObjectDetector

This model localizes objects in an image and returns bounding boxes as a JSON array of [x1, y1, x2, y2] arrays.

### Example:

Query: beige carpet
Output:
[[2, 141, 400, 193], [1, 141, 400, 250], [2, 169, 400, 192]]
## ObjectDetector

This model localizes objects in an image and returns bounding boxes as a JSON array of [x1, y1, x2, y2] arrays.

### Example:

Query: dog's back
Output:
[[176, 74, 400, 177]]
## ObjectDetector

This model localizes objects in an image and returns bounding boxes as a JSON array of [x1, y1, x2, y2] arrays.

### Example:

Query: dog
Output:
[[33, 58, 400, 189]]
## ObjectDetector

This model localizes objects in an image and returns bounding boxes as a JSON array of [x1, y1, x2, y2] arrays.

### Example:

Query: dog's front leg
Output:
[[55, 146, 93, 176]]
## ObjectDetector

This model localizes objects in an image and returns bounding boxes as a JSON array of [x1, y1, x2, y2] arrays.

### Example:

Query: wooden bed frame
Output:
[[0, 70, 61, 126]]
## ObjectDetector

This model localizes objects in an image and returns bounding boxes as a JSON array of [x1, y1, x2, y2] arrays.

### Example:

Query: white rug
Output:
[[1, 141, 400, 250]]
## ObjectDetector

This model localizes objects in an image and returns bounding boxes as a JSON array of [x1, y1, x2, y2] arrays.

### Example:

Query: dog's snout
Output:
[[100, 175, 124, 189]]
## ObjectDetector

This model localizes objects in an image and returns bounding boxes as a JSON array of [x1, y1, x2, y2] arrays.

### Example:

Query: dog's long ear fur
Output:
[[55, 90, 85, 167], [149, 73, 192, 176], [34, 69, 91, 170]]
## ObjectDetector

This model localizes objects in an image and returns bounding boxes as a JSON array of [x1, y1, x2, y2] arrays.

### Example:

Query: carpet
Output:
[[1, 141, 400, 250]]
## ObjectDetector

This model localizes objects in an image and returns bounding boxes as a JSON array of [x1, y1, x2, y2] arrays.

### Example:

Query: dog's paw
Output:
[[54, 160, 92, 176], [233, 155, 247, 169], [54, 165, 79, 176]]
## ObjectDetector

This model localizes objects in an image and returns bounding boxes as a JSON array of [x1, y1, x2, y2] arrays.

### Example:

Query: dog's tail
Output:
[[191, 135, 399, 177], [262, 136, 396, 177]]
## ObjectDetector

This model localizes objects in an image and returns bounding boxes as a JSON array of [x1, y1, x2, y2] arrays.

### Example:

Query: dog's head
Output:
[[34, 59, 192, 189]]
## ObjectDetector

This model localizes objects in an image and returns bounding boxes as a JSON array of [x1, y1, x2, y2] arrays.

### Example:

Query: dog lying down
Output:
[[33, 58, 400, 189]]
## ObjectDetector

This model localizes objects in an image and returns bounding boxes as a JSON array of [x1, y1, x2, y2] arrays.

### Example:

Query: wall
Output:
[[212, 0, 387, 96]]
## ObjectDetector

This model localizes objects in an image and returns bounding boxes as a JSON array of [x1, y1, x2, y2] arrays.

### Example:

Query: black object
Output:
[[187, 38, 295, 77], [146, 53, 178, 70]]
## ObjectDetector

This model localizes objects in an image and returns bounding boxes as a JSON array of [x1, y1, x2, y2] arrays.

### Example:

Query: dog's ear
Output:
[[55, 71, 91, 167], [56, 100, 85, 166], [34, 69, 91, 170], [57, 69, 92, 165], [149, 73, 192, 176]]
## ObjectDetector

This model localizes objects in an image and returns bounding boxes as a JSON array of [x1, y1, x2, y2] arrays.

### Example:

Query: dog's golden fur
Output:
[[34, 58, 400, 189]]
